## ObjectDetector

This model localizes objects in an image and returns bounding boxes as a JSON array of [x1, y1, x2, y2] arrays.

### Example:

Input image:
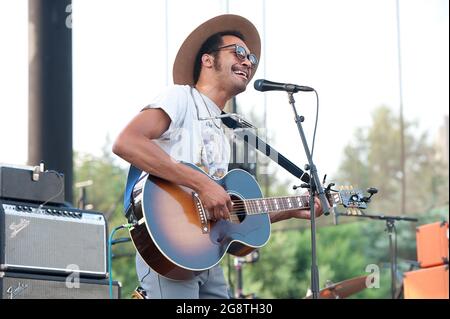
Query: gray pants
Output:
[[136, 253, 230, 299]]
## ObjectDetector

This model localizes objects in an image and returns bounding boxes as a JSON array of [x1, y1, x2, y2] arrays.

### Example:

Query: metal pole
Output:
[[262, 0, 269, 196], [165, 0, 169, 85], [234, 258, 243, 298], [396, 0, 406, 215], [387, 220, 397, 299], [28, 0, 73, 204]]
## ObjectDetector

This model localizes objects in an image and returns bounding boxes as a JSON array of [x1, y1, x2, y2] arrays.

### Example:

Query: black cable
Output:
[[310, 90, 320, 158], [393, 223, 398, 296], [36, 170, 64, 210], [111, 237, 132, 245]]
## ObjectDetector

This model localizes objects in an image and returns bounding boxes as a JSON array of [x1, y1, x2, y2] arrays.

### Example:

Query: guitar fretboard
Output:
[[240, 195, 311, 215]]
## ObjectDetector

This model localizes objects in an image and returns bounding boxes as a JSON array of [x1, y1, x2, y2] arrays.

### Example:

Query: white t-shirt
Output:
[[143, 85, 231, 178]]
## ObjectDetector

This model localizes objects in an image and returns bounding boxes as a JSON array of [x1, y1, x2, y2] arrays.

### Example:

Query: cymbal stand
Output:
[[337, 213, 418, 298]]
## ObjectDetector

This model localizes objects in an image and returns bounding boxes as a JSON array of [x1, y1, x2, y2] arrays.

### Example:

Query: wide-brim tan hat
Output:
[[173, 14, 261, 86]]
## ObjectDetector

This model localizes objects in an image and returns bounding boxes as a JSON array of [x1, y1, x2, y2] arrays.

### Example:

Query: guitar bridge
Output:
[[192, 192, 210, 234]]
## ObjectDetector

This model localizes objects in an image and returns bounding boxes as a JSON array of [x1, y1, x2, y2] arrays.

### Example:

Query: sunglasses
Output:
[[210, 44, 258, 67]]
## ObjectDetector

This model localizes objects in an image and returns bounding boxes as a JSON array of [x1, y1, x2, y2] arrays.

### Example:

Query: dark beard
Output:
[[213, 56, 222, 72], [214, 56, 247, 95]]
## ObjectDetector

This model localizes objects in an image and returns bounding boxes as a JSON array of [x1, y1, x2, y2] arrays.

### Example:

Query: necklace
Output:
[[195, 88, 222, 130]]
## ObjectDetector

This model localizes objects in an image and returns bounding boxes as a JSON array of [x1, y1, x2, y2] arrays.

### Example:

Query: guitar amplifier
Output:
[[0, 271, 121, 299], [0, 200, 108, 278]]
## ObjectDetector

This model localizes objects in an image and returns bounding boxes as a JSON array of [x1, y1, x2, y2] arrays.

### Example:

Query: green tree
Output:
[[337, 106, 449, 215], [74, 145, 137, 298]]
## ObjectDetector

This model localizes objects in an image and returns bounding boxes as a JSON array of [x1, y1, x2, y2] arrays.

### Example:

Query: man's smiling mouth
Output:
[[233, 70, 248, 80]]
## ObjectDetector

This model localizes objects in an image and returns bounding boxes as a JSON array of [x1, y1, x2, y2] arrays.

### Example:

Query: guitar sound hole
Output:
[[230, 195, 247, 224]]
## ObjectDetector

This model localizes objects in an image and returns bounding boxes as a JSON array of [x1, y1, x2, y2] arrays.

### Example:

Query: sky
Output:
[[0, 0, 448, 186]]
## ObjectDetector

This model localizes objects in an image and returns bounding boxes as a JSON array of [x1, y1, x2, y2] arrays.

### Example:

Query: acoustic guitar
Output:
[[128, 163, 368, 280]]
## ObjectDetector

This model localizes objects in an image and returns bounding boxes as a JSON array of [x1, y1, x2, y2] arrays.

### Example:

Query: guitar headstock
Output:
[[327, 185, 374, 215]]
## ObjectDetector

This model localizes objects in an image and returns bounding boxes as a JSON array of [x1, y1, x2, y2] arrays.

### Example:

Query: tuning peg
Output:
[[362, 187, 378, 203], [293, 183, 310, 190]]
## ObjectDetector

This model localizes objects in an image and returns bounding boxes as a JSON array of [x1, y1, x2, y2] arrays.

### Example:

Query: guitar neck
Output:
[[241, 195, 311, 215]]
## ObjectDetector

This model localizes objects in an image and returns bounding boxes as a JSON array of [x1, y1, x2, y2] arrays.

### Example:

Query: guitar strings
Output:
[[227, 203, 310, 210], [230, 198, 310, 207], [230, 197, 310, 204], [202, 197, 312, 218], [218, 206, 310, 219], [229, 198, 310, 209], [224, 204, 311, 217]]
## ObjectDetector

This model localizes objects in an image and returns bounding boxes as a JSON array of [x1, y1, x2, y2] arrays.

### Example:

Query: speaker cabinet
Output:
[[0, 271, 120, 299]]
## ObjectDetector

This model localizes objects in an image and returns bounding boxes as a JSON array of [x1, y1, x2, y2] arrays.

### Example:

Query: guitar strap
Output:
[[123, 164, 142, 221], [220, 111, 310, 183], [122, 112, 310, 219]]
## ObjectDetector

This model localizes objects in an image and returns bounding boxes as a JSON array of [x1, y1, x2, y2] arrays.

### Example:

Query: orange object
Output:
[[403, 265, 449, 299], [416, 221, 449, 268]]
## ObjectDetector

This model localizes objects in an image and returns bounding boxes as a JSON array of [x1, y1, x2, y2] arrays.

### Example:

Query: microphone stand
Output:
[[234, 258, 244, 299], [287, 92, 331, 299]]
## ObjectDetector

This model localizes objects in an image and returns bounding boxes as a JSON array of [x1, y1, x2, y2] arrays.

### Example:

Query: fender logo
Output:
[[6, 282, 29, 299], [9, 218, 30, 239]]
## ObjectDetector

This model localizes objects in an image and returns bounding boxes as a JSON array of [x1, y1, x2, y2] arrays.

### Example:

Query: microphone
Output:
[[254, 79, 314, 93]]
